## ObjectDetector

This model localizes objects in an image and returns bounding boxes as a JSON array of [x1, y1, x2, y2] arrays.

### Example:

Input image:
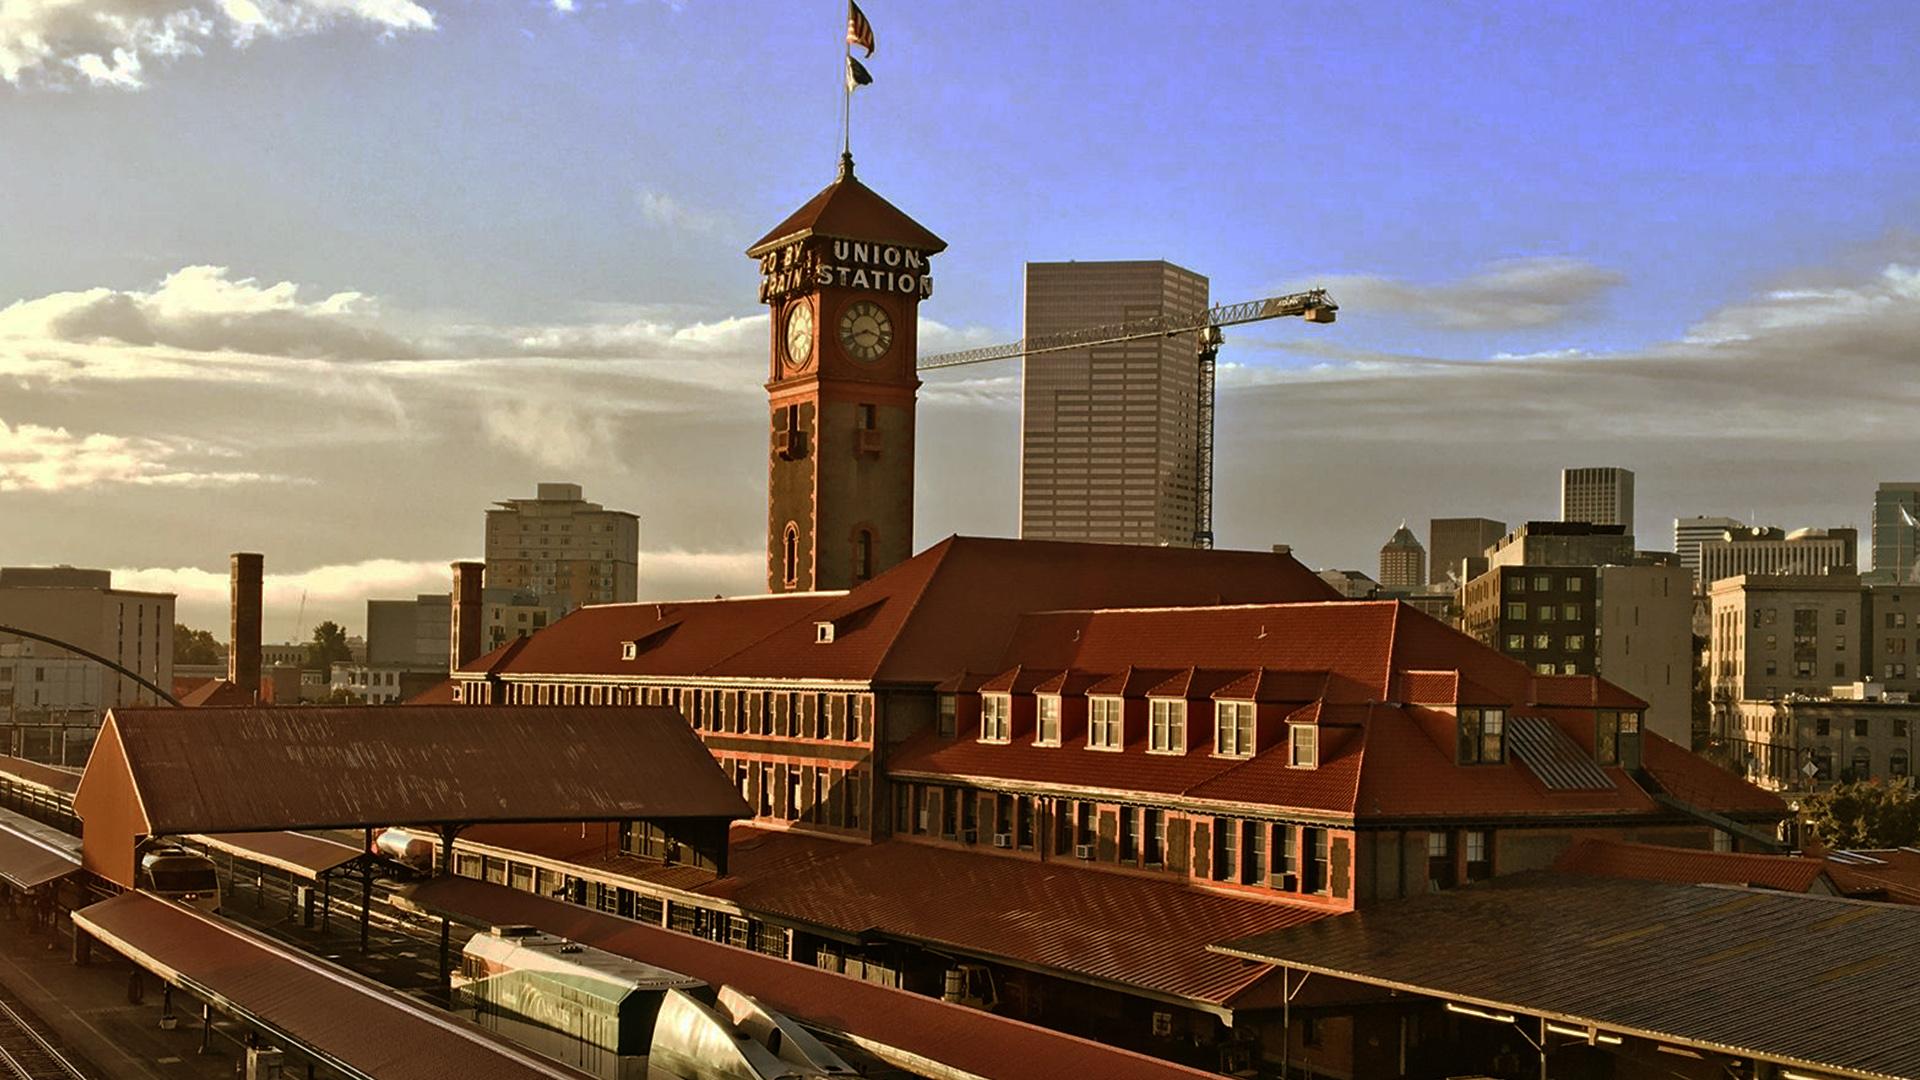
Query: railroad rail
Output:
[[0, 987, 92, 1080]]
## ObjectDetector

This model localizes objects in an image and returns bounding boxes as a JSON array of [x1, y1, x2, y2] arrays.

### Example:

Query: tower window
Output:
[[857, 403, 877, 430], [854, 529, 874, 582], [782, 523, 800, 587]]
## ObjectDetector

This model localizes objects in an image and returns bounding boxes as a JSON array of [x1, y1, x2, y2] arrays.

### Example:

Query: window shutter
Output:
[[1097, 809, 1118, 861], [1191, 820, 1211, 880], [1331, 835, 1352, 900], [1168, 817, 1190, 876]]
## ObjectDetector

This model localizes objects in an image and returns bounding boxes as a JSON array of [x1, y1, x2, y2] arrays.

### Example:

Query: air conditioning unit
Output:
[[856, 429, 884, 455], [960, 828, 978, 844], [991, 833, 1013, 849], [1273, 871, 1299, 891], [1075, 843, 1095, 860]]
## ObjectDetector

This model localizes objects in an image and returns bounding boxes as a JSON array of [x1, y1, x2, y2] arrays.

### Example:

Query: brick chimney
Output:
[[450, 561, 485, 673], [228, 552, 263, 700]]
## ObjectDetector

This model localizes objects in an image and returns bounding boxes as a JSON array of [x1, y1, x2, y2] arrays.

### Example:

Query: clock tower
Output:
[[748, 154, 946, 593]]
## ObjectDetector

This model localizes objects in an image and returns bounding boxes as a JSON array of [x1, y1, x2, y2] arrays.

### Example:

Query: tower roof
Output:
[[747, 155, 947, 258], [1382, 522, 1424, 552]]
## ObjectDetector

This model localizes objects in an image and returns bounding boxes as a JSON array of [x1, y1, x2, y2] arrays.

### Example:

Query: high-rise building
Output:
[[1561, 467, 1634, 533], [1428, 517, 1506, 586], [1019, 260, 1210, 547], [0, 566, 174, 758], [484, 484, 640, 617], [1696, 527, 1856, 586], [1378, 522, 1426, 589], [1872, 482, 1920, 583], [1674, 515, 1745, 585]]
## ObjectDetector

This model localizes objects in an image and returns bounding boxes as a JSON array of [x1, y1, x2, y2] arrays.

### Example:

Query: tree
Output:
[[1800, 777, 1920, 849], [305, 621, 352, 674], [173, 624, 223, 665]]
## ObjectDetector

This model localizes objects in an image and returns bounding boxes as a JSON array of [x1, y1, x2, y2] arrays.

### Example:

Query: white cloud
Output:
[[549, 0, 574, 11], [636, 187, 728, 236], [1314, 256, 1625, 331], [115, 557, 458, 633], [480, 398, 621, 471], [0, 418, 275, 491], [0, 0, 432, 88]]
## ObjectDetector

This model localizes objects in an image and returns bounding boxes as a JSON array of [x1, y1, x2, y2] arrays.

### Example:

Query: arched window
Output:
[[782, 523, 800, 587], [1890, 750, 1909, 779], [853, 529, 874, 581], [1851, 746, 1873, 782]]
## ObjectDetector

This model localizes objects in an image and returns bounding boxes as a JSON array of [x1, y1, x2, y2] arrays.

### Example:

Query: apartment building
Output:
[[484, 483, 640, 618]]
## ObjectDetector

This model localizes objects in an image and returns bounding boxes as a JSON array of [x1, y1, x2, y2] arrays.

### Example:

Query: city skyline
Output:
[[4, 2, 1920, 632]]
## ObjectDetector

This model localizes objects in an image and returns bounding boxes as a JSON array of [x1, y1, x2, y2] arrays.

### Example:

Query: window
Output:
[[1837, 608, 1847, 625], [1855, 717, 1871, 738], [1215, 700, 1256, 757], [1506, 602, 1527, 621], [1428, 831, 1456, 889], [1036, 695, 1061, 746], [1213, 817, 1237, 882], [781, 523, 799, 586], [1243, 821, 1266, 884], [1812, 749, 1833, 781], [1815, 717, 1831, 736], [1289, 724, 1318, 768], [1016, 796, 1035, 849], [1144, 808, 1165, 865], [1567, 577, 1584, 593], [1148, 699, 1187, 753], [978, 694, 1014, 742], [1465, 831, 1491, 881], [1537, 605, 1557, 622], [1273, 825, 1298, 887], [1563, 603, 1581, 620], [1119, 806, 1138, 862], [912, 785, 929, 834], [1892, 750, 1910, 779], [1595, 710, 1642, 769], [1895, 717, 1910, 738], [1851, 747, 1873, 781], [1510, 577, 1527, 595], [1088, 697, 1123, 749], [1457, 708, 1505, 764], [1566, 635, 1586, 651], [1505, 634, 1524, 650], [937, 694, 957, 737], [856, 402, 877, 429], [1303, 827, 1329, 894], [853, 530, 874, 582], [1532, 575, 1550, 592], [994, 793, 1013, 841]]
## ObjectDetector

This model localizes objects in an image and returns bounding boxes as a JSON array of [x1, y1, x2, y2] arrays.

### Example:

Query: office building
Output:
[[484, 483, 640, 617], [366, 594, 452, 672], [1674, 515, 1744, 584], [1697, 527, 1857, 587], [1596, 562, 1695, 747], [1459, 564, 1600, 677], [1485, 521, 1635, 571], [1562, 466, 1634, 533], [1874, 482, 1920, 583], [1018, 260, 1210, 547], [0, 566, 173, 714], [1377, 522, 1426, 589], [1428, 517, 1505, 587]]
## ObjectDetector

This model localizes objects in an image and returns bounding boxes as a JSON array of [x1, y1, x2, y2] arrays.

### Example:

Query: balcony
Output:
[[773, 428, 807, 461], [856, 428, 883, 456]]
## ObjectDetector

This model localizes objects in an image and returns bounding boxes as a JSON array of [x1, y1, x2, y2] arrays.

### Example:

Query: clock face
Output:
[[784, 304, 814, 370], [838, 300, 894, 363]]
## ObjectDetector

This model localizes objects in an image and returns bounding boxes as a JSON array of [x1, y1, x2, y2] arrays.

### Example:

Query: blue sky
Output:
[[3, 1, 1919, 630]]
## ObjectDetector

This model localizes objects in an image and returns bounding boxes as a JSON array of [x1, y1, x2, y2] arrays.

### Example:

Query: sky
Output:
[[3, 0, 1919, 635]]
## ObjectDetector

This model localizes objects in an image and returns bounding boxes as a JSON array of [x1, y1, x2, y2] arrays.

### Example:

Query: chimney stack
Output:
[[229, 552, 263, 700], [451, 561, 485, 673]]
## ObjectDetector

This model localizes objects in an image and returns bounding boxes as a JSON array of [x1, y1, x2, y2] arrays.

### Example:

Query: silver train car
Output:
[[454, 926, 856, 1080], [138, 844, 222, 912]]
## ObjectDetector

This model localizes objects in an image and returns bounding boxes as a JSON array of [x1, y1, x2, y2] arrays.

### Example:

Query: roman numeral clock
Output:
[[748, 155, 946, 594]]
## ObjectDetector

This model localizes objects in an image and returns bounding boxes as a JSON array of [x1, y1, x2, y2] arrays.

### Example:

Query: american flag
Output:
[[847, 2, 875, 57]]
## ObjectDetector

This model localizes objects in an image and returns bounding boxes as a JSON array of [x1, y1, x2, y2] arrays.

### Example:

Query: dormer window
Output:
[[937, 693, 957, 737], [1288, 723, 1318, 768], [1457, 707, 1506, 764], [814, 622, 835, 644], [621, 641, 638, 660], [1148, 699, 1186, 753], [1214, 701, 1255, 758], [1595, 709, 1642, 769], [979, 694, 1011, 743], [1087, 696, 1123, 750], [1036, 695, 1062, 746]]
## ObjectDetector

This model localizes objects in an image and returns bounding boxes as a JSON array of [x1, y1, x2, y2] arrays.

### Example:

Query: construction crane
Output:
[[918, 288, 1338, 549]]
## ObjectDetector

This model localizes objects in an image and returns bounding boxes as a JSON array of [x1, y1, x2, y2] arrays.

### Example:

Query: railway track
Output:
[[0, 988, 91, 1080]]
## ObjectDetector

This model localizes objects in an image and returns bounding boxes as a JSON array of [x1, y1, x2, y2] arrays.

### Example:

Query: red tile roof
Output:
[[405, 677, 459, 704], [176, 678, 259, 707], [746, 165, 948, 257], [461, 594, 832, 678], [1823, 848, 1920, 905], [400, 876, 1221, 1080], [1554, 838, 1834, 893]]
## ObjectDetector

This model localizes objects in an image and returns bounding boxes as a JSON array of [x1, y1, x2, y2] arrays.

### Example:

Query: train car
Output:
[[646, 989, 857, 1080], [373, 827, 435, 874], [456, 925, 705, 1080], [138, 845, 222, 912]]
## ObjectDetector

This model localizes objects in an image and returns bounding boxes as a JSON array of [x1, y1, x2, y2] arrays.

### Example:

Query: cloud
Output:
[[636, 187, 729, 236], [0, 0, 433, 89], [0, 265, 419, 359], [0, 418, 276, 491], [480, 398, 621, 471], [1318, 256, 1625, 331]]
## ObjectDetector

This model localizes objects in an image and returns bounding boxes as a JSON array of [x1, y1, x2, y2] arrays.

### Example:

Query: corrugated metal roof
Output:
[[0, 805, 80, 890], [0, 754, 80, 796], [190, 832, 364, 879], [401, 875, 1221, 1080], [75, 706, 751, 835], [72, 892, 595, 1080], [1555, 838, 1832, 893], [1506, 714, 1617, 791], [1213, 873, 1920, 1078]]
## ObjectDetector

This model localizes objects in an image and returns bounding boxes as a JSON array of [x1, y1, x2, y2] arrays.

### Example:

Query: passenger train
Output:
[[0, 801, 221, 912], [455, 925, 858, 1080]]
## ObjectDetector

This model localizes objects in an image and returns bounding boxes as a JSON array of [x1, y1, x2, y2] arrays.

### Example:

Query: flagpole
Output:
[[842, 0, 853, 159]]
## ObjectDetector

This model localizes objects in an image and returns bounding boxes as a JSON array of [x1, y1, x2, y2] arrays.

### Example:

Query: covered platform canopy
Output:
[[75, 705, 751, 887], [399, 875, 1221, 1080], [1212, 872, 1920, 1079], [188, 831, 362, 881], [0, 804, 80, 892], [73, 891, 595, 1080]]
